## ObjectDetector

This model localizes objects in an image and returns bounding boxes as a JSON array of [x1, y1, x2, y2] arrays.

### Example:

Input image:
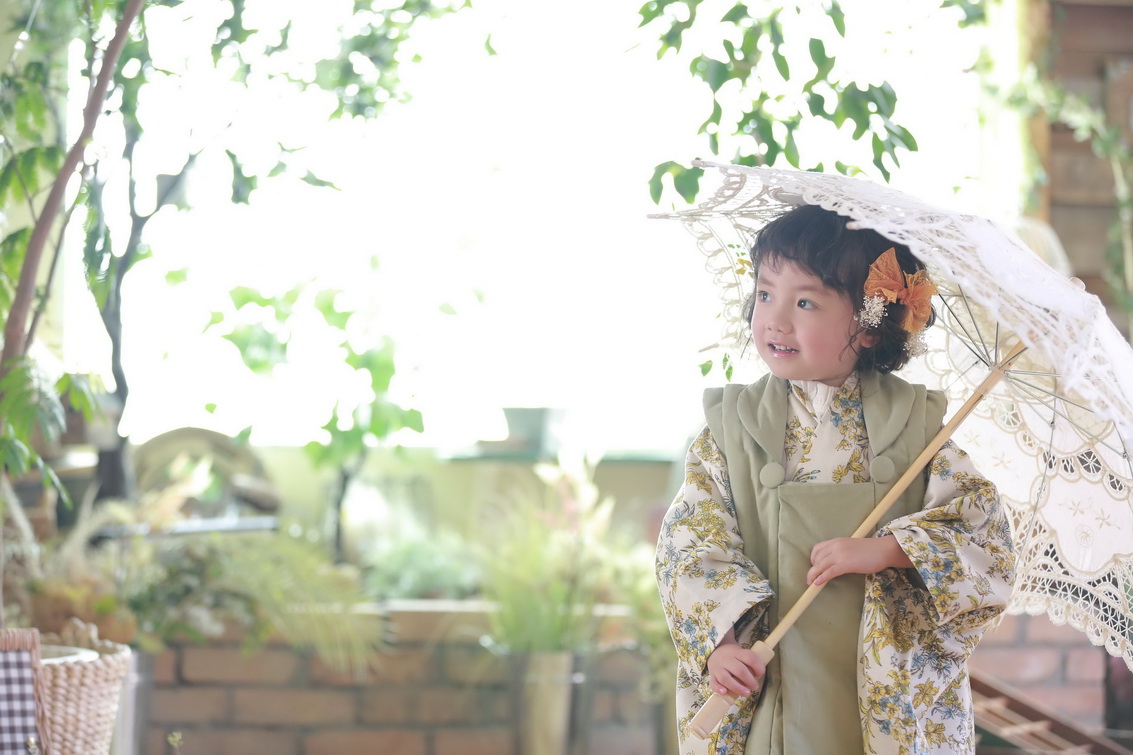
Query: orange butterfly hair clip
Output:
[[860, 248, 938, 333]]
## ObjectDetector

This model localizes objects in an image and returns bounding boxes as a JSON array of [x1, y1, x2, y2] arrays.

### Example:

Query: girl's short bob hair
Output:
[[742, 203, 936, 374]]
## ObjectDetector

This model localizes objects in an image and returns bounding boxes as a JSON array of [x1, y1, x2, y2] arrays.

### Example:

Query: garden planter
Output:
[[510, 651, 595, 755], [40, 626, 131, 755]]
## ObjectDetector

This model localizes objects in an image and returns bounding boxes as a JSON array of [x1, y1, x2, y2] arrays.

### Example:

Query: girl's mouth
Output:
[[769, 343, 798, 354]]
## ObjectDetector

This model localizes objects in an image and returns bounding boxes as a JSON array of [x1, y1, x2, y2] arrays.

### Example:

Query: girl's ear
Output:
[[857, 330, 880, 349]]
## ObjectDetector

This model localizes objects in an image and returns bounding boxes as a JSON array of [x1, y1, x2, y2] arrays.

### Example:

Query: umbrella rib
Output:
[[936, 293, 994, 367], [955, 287, 996, 365], [1006, 374, 1099, 416], [1008, 380, 1129, 457]]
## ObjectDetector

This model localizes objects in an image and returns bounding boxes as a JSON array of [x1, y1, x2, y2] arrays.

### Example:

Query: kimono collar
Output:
[[736, 370, 915, 460]]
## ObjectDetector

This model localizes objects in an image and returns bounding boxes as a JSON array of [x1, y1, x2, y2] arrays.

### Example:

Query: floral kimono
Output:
[[656, 371, 1016, 754]]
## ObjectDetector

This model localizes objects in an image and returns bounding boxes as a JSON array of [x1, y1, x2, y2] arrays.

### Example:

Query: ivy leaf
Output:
[[699, 360, 712, 376]]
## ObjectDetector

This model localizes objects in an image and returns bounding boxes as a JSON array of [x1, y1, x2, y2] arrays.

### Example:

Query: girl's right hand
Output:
[[706, 628, 767, 697]]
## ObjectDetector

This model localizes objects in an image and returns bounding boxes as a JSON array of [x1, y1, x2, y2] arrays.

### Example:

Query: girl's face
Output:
[[750, 259, 877, 386]]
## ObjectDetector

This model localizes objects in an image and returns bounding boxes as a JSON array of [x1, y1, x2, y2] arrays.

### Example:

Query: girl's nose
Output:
[[764, 307, 791, 333]]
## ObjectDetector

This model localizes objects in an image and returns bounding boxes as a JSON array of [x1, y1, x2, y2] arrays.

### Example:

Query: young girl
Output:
[[656, 204, 1016, 755]]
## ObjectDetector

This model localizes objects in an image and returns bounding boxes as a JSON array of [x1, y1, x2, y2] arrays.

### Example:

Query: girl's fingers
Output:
[[714, 669, 749, 696]]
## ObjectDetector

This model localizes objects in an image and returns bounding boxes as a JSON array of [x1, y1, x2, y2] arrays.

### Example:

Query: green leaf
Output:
[[699, 360, 712, 376], [439, 303, 457, 315], [301, 171, 340, 190], [886, 122, 918, 151], [41, 460, 72, 510], [807, 91, 827, 117], [784, 130, 800, 168], [485, 34, 497, 56], [772, 50, 789, 80], [402, 408, 424, 433], [829, 0, 846, 36], [672, 165, 703, 203], [871, 134, 892, 182], [314, 289, 351, 329], [699, 99, 722, 134], [165, 268, 189, 285], [230, 286, 272, 309], [0, 435, 32, 476], [227, 150, 257, 204], [721, 4, 747, 23], [222, 323, 289, 374], [347, 343, 397, 394], [205, 403, 218, 414], [204, 311, 225, 331]]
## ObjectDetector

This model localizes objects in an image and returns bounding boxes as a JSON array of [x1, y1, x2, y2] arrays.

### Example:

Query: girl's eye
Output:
[[757, 290, 771, 303], [797, 299, 816, 310]]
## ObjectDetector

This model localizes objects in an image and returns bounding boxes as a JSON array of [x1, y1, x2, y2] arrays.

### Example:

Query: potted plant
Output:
[[476, 453, 616, 755]]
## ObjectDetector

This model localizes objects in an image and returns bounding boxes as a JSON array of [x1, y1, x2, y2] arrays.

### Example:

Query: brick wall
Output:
[[139, 601, 658, 755], [971, 612, 1108, 728]]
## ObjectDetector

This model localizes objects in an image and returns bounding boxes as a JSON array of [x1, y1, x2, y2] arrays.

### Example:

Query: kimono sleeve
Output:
[[655, 426, 774, 687], [882, 439, 1016, 631]]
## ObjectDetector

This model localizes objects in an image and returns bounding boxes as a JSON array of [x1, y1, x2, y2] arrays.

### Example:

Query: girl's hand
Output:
[[807, 534, 913, 585], [706, 627, 767, 698]]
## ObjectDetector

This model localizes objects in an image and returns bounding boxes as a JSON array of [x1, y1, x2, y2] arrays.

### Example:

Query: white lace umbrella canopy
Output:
[[654, 162, 1133, 669]]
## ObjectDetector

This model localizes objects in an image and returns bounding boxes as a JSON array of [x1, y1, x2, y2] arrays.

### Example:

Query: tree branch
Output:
[[1, 0, 144, 372]]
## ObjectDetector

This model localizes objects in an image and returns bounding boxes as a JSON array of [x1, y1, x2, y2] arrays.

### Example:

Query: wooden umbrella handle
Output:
[[687, 641, 776, 738], [687, 341, 1026, 740]]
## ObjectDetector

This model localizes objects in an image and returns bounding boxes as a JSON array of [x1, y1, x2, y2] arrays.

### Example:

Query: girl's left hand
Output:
[[807, 534, 913, 585]]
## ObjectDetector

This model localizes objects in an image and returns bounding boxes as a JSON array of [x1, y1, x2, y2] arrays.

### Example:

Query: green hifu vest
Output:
[[704, 371, 947, 755]]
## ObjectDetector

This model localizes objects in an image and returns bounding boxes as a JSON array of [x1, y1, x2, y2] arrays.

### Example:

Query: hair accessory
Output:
[[859, 248, 938, 333]]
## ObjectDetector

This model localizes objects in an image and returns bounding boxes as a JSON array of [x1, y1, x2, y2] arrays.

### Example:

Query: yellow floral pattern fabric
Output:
[[656, 376, 1015, 755]]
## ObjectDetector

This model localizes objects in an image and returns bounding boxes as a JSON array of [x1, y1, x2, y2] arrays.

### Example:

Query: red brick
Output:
[[968, 647, 1062, 684], [232, 688, 355, 725], [1023, 616, 1094, 646], [145, 727, 169, 755], [587, 723, 656, 755], [149, 687, 230, 724], [359, 687, 509, 725], [182, 647, 299, 685], [170, 728, 299, 755], [1066, 646, 1107, 682], [443, 646, 511, 685], [308, 643, 431, 687], [434, 727, 515, 755], [304, 729, 425, 755], [979, 613, 1023, 646], [595, 650, 644, 685], [1018, 685, 1105, 728], [150, 650, 178, 684]]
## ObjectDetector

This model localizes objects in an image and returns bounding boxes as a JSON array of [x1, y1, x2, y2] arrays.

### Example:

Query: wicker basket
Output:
[[40, 621, 131, 755]]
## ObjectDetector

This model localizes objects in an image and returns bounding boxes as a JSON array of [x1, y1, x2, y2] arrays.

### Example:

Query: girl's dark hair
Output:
[[741, 203, 936, 374]]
